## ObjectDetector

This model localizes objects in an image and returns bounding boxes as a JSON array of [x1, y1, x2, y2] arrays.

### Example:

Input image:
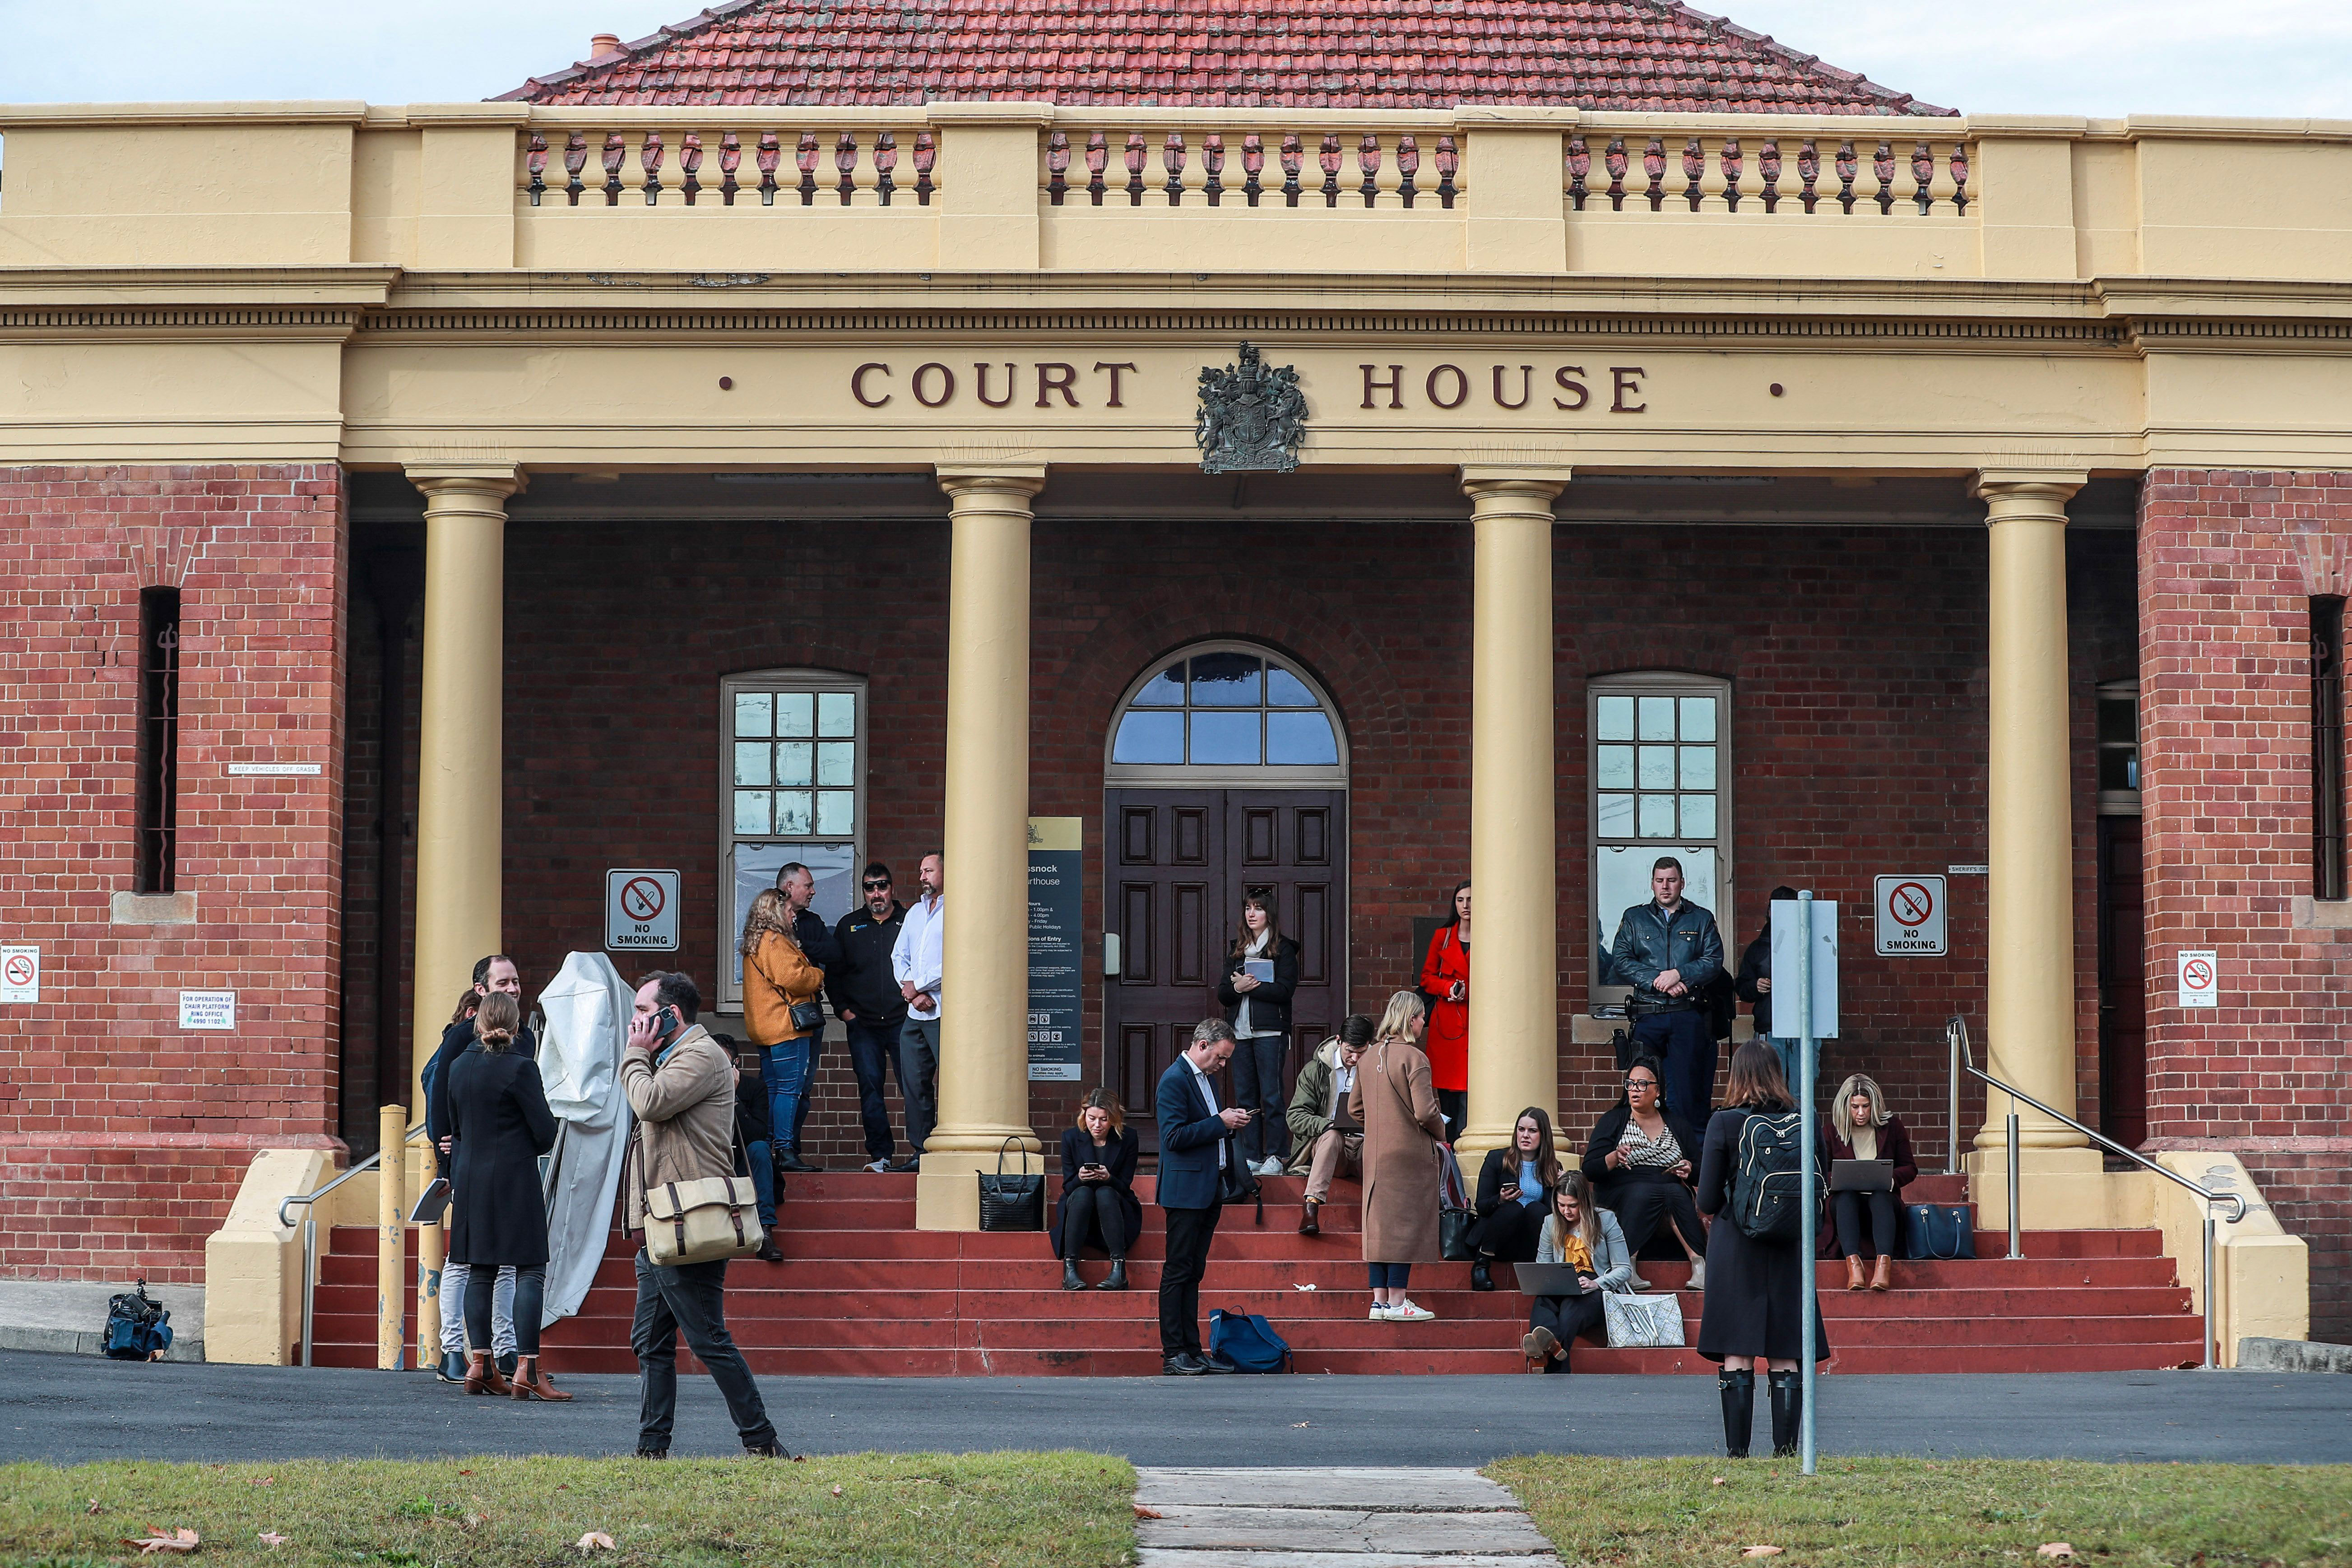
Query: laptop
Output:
[[1329, 1101, 1362, 1134], [1829, 1158, 1894, 1193], [1512, 1262, 1592, 1297]]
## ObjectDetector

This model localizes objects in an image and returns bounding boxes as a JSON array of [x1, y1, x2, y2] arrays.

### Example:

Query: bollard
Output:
[[417, 1192, 444, 1372], [377, 1104, 406, 1370]]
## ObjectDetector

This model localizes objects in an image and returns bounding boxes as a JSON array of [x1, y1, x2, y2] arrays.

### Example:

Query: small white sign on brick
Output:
[[179, 990, 237, 1030], [0, 947, 39, 1003], [2177, 950, 2219, 1009]]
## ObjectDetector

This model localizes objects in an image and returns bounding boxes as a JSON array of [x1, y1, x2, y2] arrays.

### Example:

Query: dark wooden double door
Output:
[[2097, 816, 2147, 1148], [1107, 789, 1346, 1151]]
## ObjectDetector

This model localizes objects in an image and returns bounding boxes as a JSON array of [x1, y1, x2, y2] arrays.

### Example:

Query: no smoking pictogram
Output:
[[0, 946, 38, 1002], [1887, 880, 1935, 928], [621, 877, 667, 922], [606, 868, 681, 952], [2177, 948, 2219, 1008], [3, 955, 32, 987], [2183, 957, 2212, 989], [1872, 874, 1947, 956]]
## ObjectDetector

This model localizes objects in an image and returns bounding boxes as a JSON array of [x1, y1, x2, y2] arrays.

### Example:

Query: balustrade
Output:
[[1041, 125, 1461, 211], [1566, 129, 1972, 218], [520, 124, 937, 209]]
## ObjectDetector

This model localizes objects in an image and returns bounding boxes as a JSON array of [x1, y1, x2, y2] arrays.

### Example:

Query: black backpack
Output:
[[102, 1281, 173, 1361], [1729, 1110, 1815, 1241]]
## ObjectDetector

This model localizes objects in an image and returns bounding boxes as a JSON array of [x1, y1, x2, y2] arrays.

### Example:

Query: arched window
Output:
[[1105, 642, 1347, 786]]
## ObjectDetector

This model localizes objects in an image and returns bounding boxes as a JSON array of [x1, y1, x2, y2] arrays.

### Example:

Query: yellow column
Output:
[[1967, 471, 2111, 1228], [1456, 468, 1571, 1163], [915, 468, 1048, 1230], [404, 465, 518, 1350]]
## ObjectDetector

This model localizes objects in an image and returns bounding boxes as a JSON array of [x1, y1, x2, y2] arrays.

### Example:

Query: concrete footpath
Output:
[[2, 1352, 2346, 1466], [1135, 1468, 1561, 1568]]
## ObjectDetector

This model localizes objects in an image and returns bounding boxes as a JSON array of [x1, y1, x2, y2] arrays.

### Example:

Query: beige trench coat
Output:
[[1349, 1035, 1449, 1264]]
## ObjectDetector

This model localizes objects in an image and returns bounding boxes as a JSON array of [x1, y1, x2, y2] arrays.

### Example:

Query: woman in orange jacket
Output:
[[742, 888, 827, 1172]]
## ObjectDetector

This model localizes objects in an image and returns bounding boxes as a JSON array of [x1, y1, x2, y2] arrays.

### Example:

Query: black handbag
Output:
[[977, 1137, 1045, 1232], [787, 999, 826, 1035], [1218, 1137, 1265, 1224]]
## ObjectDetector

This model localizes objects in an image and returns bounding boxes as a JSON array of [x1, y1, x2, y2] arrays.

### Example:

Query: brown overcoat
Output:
[[1349, 1035, 1449, 1264]]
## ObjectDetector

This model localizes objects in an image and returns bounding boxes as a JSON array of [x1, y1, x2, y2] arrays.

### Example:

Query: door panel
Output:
[[1106, 787, 1347, 1152], [2097, 816, 2148, 1149]]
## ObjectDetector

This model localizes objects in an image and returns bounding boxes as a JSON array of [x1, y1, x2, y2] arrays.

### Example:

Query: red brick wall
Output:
[[2138, 469, 2352, 1341], [0, 464, 347, 1284], [487, 512, 2132, 1178]]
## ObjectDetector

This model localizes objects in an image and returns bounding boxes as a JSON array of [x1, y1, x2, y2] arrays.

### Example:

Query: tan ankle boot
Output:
[[463, 1350, 510, 1396], [1845, 1255, 1867, 1291], [510, 1355, 572, 1401], [1870, 1256, 1893, 1292]]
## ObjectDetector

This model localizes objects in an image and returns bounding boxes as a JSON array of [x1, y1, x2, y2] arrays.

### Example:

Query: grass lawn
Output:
[[1488, 1454, 2352, 1568], [0, 1452, 1136, 1568]]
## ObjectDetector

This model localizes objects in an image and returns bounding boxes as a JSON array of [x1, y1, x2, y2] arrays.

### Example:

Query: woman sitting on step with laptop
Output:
[[1822, 1072, 1918, 1292], [1518, 1171, 1633, 1373]]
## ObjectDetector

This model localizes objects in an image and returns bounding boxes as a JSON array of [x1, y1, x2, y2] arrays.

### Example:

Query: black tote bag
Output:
[[977, 1136, 1046, 1232]]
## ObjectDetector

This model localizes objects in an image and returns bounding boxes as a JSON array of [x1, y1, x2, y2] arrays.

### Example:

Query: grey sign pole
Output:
[[1796, 890, 1819, 1476]]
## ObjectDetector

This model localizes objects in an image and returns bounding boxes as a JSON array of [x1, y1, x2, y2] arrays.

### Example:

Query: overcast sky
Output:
[[0, 0, 2344, 117]]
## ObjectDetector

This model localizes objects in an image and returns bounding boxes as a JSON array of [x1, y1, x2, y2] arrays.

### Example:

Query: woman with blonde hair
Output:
[[1349, 990, 1449, 1322], [1052, 1087, 1142, 1291], [1823, 1071, 1917, 1292], [742, 887, 826, 1172]]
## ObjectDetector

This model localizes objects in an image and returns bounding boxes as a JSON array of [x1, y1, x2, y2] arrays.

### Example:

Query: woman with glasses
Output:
[[1582, 1053, 1709, 1290]]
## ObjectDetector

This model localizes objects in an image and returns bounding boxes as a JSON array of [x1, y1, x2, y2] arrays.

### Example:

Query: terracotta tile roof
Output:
[[500, 0, 1952, 115]]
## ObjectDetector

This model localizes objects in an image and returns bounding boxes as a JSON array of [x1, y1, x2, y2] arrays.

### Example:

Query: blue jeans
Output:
[[843, 1017, 903, 1163], [744, 1138, 777, 1226], [1632, 1009, 1716, 1122], [1368, 1262, 1412, 1291], [1770, 1037, 1803, 1100], [765, 1038, 812, 1156]]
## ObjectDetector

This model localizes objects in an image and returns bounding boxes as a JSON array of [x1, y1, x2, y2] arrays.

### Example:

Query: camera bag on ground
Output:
[[102, 1281, 172, 1360]]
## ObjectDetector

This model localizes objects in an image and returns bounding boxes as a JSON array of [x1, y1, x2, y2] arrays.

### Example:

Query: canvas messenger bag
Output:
[[634, 1122, 763, 1268]]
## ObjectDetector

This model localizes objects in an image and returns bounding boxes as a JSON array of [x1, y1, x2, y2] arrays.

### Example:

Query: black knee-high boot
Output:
[[1718, 1368, 1755, 1458], [1767, 1369, 1801, 1457]]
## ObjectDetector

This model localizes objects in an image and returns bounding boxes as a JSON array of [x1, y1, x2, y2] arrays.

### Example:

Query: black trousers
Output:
[[1613, 1177, 1707, 1258], [464, 1262, 545, 1356], [1234, 1036, 1290, 1165], [1159, 1203, 1221, 1357], [1059, 1184, 1132, 1257], [1467, 1200, 1543, 1262], [1435, 1087, 1467, 1145], [1835, 1189, 1900, 1259], [631, 1250, 779, 1453], [1528, 1289, 1606, 1372], [1632, 1009, 1716, 1120]]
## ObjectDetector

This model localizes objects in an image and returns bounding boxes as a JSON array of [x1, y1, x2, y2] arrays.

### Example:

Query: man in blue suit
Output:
[[1156, 1018, 1250, 1375]]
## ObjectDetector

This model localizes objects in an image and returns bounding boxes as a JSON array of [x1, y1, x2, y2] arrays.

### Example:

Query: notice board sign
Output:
[[606, 869, 682, 952], [1873, 875, 1947, 956], [179, 990, 236, 1030], [1768, 898, 1839, 1039], [1028, 817, 1084, 1082]]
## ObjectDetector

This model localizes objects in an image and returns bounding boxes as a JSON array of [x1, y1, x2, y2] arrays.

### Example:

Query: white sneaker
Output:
[[863, 1160, 891, 1174], [1387, 1299, 1437, 1322], [1257, 1157, 1286, 1177], [1367, 1303, 1394, 1321]]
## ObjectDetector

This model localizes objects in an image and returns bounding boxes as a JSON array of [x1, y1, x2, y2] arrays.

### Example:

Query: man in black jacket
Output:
[[830, 863, 909, 1172]]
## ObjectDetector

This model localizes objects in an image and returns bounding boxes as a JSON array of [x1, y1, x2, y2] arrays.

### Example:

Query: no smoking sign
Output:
[[0, 946, 37, 1003], [605, 868, 681, 952], [1873, 875, 1948, 956]]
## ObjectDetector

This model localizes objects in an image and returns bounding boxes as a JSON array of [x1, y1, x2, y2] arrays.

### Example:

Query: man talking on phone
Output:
[[620, 971, 787, 1460], [1155, 1018, 1250, 1375]]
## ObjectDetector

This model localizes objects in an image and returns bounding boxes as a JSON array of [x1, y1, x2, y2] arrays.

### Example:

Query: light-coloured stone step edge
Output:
[[1138, 1554, 1562, 1567]]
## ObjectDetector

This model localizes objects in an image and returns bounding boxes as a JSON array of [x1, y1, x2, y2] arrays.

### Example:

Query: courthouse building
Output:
[[0, 0, 2342, 1351]]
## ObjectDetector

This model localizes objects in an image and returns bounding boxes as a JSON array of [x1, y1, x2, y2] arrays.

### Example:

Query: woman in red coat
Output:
[[1418, 881, 1472, 1143]]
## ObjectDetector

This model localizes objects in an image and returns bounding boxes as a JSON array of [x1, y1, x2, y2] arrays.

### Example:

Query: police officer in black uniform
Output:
[[1610, 856, 1726, 1121]]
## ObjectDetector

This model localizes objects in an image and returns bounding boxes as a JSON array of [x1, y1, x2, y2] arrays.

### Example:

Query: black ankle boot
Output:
[[1099, 1256, 1129, 1291], [1061, 1258, 1085, 1291], [1718, 1368, 1755, 1458], [1471, 1257, 1495, 1292], [1768, 1369, 1801, 1457]]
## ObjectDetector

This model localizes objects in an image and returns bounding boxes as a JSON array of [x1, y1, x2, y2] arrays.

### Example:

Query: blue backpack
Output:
[[102, 1282, 173, 1361], [1208, 1308, 1292, 1373]]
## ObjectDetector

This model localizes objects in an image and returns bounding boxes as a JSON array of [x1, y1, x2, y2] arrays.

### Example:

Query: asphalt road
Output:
[[11, 1352, 2350, 1466]]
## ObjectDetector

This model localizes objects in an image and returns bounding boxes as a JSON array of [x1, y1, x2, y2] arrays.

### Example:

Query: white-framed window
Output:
[[1104, 641, 1347, 787], [1589, 671, 1733, 996], [719, 669, 867, 1007]]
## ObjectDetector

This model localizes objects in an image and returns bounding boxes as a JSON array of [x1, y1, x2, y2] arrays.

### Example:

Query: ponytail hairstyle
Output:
[[446, 984, 484, 1027], [473, 991, 522, 1053]]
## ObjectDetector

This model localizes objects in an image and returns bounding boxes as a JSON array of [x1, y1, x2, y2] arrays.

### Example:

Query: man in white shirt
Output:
[[887, 851, 944, 1171]]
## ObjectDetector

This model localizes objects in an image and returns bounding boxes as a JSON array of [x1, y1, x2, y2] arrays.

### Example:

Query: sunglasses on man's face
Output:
[[863, 880, 891, 891]]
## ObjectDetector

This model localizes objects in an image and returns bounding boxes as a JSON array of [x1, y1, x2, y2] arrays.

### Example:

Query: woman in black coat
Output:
[[445, 992, 562, 1400], [1465, 1107, 1562, 1293], [1216, 889, 1301, 1176], [1583, 1053, 1710, 1288], [1696, 1040, 1828, 1460], [1051, 1089, 1141, 1292]]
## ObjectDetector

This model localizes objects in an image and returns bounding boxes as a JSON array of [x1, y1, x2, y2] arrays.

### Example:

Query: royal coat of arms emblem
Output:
[[1195, 343, 1307, 474]]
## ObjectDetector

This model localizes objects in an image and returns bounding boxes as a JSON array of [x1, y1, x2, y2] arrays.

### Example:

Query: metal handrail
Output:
[[285, 1122, 428, 1368], [1946, 1016, 2245, 1368]]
